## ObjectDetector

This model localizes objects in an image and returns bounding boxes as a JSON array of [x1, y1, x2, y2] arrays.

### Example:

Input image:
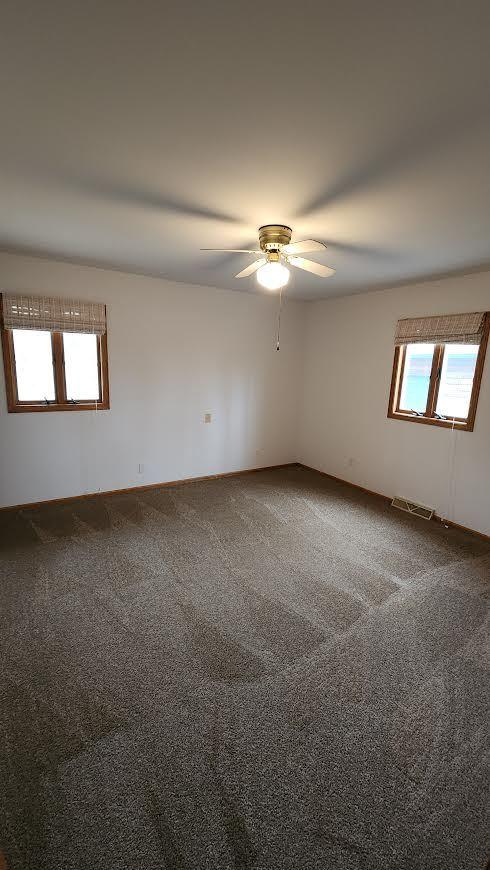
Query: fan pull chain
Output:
[[276, 287, 283, 351]]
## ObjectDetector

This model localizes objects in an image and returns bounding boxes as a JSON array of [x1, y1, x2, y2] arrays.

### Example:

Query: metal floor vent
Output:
[[391, 497, 434, 521]]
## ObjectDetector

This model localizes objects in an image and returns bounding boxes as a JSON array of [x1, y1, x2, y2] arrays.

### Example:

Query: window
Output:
[[388, 313, 489, 432], [1, 294, 109, 412]]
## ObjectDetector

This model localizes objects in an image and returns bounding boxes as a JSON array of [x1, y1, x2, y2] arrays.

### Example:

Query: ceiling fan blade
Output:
[[282, 239, 327, 255], [288, 257, 336, 278], [201, 248, 262, 253], [235, 258, 266, 278]]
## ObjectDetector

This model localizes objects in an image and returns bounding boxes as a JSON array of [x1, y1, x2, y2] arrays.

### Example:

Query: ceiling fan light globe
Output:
[[256, 262, 290, 291]]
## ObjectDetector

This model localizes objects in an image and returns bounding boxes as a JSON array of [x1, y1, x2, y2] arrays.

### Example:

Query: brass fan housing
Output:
[[258, 224, 292, 252]]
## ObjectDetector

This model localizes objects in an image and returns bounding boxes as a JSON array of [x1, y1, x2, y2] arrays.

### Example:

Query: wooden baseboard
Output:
[[0, 463, 299, 513], [431, 514, 490, 541], [2, 461, 488, 541], [297, 463, 490, 542], [299, 463, 392, 505]]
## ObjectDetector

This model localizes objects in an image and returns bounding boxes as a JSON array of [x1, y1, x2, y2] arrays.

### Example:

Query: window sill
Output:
[[7, 402, 110, 413], [387, 410, 473, 431]]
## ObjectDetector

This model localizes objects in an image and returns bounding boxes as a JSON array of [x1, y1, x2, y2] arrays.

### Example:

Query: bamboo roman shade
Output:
[[394, 311, 485, 346], [2, 293, 106, 335]]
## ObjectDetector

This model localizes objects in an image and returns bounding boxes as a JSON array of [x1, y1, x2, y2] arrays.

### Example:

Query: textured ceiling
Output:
[[1, 1, 490, 299]]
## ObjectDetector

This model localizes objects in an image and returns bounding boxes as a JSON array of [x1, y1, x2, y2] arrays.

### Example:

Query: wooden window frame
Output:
[[1, 320, 110, 413], [387, 313, 489, 432]]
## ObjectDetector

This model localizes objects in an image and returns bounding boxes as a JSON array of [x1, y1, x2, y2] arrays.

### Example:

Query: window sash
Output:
[[395, 344, 436, 416], [62, 333, 102, 403]]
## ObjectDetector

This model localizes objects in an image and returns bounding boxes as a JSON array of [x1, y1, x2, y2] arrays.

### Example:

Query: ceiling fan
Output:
[[201, 224, 336, 290]]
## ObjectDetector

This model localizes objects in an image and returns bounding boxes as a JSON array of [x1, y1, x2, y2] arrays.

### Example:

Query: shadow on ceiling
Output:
[[296, 102, 490, 218]]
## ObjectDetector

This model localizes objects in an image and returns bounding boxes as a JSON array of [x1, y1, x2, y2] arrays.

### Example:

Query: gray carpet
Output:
[[0, 465, 489, 870]]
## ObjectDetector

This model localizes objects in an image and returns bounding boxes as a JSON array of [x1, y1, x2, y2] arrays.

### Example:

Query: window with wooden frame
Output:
[[388, 311, 489, 432], [1, 293, 109, 412]]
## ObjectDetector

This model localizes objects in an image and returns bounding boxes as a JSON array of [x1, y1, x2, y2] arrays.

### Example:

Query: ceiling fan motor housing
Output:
[[258, 224, 292, 252]]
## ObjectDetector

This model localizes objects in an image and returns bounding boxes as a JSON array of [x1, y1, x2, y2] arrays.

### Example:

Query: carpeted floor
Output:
[[0, 465, 489, 870]]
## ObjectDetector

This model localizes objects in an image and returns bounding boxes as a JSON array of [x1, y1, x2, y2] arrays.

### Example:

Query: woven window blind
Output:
[[394, 311, 485, 346], [2, 293, 106, 335]]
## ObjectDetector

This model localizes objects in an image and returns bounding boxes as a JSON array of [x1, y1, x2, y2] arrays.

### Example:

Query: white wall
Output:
[[2, 252, 489, 536], [299, 271, 490, 536], [0, 252, 304, 507]]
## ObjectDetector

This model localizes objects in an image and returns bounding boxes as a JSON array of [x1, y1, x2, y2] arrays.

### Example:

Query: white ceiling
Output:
[[1, 1, 490, 300]]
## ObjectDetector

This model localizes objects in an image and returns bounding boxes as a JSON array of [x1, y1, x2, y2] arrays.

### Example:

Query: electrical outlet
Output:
[[204, 413, 212, 423]]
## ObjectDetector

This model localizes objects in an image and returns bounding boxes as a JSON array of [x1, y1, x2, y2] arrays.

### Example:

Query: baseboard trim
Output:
[[297, 463, 490, 542], [2, 461, 488, 541], [299, 463, 392, 505], [431, 514, 490, 541], [0, 463, 299, 513]]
